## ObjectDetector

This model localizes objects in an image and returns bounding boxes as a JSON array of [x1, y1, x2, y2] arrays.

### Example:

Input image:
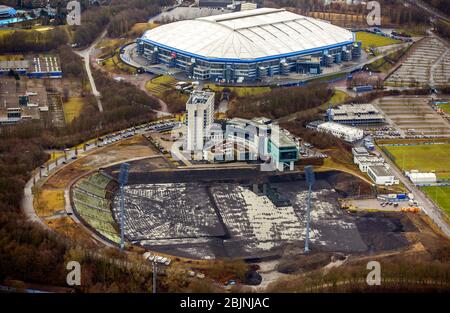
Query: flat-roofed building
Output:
[[367, 165, 399, 185], [0, 60, 30, 75], [328, 103, 385, 125], [316, 121, 364, 142], [268, 127, 298, 171], [0, 77, 48, 125], [0, 56, 62, 78]]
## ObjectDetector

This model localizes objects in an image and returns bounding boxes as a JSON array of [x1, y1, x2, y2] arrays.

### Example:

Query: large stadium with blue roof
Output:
[[137, 8, 361, 82]]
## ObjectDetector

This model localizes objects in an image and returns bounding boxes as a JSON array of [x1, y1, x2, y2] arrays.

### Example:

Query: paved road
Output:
[[378, 148, 450, 238], [74, 30, 107, 112]]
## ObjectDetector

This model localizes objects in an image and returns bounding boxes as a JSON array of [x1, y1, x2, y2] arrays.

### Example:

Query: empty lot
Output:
[[376, 96, 450, 137]]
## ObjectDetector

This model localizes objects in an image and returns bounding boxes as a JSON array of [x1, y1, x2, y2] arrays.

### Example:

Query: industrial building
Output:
[[327, 103, 385, 125], [137, 8, 361, 82], [309, 121, 364, 142], [0, 56, 62, 78], [0, 77, 49, 125], [367, 165, 399, 186], [185, 90, 215, 152], [352, 147, 385, 172]]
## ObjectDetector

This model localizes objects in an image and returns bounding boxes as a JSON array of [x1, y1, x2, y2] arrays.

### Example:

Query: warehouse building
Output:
[[327, 103, 385, 125], [367, 165, 399, 186], [406, 171, 437, 185], [309, 121, 364, 142], [0, 56, 62, 78], [137, 8, 360, 82]]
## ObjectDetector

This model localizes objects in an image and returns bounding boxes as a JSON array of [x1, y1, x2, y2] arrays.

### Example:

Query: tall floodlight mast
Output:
[[118, 162, 130, 251], [304, 165, 315, 253]]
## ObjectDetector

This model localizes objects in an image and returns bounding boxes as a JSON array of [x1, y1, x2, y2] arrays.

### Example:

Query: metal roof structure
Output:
[[0, 5, 16, 16], [141, 8, 354, 62], [331, 104, 385, 122]]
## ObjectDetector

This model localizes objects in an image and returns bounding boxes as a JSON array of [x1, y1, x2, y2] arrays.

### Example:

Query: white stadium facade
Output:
[[137, 8, 361, 82]]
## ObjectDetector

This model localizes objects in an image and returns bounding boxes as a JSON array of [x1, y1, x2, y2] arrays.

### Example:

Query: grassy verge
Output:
[[145, 75, 176, 96], [204, 84, 271, 97], [329, 90, 350, 105], [34, 189, 65, 217]]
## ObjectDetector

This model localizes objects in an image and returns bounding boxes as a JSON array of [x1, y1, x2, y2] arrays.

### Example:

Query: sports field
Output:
[[355, 31, 402, 49], [421, 186, 450, 217], [383, 143, 450, 178]]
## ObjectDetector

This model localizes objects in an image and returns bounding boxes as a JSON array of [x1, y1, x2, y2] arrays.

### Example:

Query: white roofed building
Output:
[[406, 172, 437, 185], [137, 8, 361, 81], [315, 121, 364, 142]]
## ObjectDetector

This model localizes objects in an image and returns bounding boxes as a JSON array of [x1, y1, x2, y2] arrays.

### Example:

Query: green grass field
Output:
[[204, 84, 271, 97], [421, 186, 450, 217], [355, 31, 402, 49], [438, 103, 450, 115], [63, 97, 84, 124], [384, 143, 450, 179], [329, 90, 350, 105]]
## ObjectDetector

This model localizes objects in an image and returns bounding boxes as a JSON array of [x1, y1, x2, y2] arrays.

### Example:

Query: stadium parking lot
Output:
[[386, 36, 450, 87], [374, 96, 450, 138]]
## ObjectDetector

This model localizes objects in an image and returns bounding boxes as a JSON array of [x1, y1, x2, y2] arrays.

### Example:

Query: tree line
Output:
[[266, 0, 430, 26], [227, 83, 332, 120], [0, 27, 68, 53]]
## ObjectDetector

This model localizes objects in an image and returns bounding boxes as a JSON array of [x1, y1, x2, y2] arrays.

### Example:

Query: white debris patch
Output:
[[239, 187, 302, 250]]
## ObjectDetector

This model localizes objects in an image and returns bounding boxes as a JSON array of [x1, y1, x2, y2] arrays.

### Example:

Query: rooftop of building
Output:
[[0, 77, 48, 116], [355, 155, 385, 164], [187, 90, 215, 105], [0, 5, 15, 13], [318, 121, 363, 135], [407, 172, 437, 179], [369, 165, 393, 177], [330, 103, 384, 120], [352, 146, 369, 155], [141, 8, 354, 61]]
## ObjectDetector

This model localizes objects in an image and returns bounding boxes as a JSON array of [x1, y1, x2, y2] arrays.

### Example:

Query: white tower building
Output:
[[186, 90, 215, 152]]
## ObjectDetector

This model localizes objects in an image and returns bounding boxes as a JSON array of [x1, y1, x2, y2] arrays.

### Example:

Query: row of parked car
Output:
[[143, 252, 172, 266]]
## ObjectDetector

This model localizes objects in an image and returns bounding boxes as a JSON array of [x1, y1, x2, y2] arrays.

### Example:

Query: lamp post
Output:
[[304, 165, 315, 253], [118, 162, 130, 251]]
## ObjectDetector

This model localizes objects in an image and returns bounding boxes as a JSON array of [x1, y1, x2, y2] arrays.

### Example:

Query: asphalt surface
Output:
[[74, 30, 107, 112]]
